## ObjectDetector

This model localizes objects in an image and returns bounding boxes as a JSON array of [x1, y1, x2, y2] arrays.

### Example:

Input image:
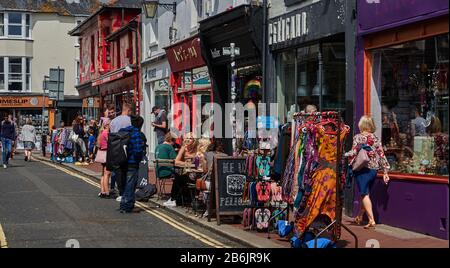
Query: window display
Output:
[[276, 42, 346, 124], [16, 110, 48, 151], [371, 34, 449, 176]]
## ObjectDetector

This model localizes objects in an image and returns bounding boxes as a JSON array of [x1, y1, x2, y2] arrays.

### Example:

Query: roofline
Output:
[[0, 9, 92, 17], [68, 5, 142, 36]]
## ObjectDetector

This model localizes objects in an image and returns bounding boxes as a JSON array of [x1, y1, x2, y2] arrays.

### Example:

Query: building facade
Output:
[[0, 0, 96, 150], [356, 0, 449, 240], [141, 0, 240, 157], [70, 3, 142, 121]]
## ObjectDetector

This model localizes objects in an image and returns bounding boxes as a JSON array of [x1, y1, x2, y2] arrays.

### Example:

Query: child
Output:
[[88, 128, 96, 164]]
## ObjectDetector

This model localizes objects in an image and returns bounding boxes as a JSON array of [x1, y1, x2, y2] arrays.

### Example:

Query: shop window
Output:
[[276, 42, 346, 124], [370, 34, 449, 176]]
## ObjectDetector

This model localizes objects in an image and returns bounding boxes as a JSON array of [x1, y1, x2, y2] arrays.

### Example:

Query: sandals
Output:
[[364, 222, 376, 230], [352, 216, 362, 225]]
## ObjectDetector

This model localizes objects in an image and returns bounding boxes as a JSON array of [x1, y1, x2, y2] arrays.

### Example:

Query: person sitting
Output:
[[155, 133, 178, 180], [163, 132, 207, 207]]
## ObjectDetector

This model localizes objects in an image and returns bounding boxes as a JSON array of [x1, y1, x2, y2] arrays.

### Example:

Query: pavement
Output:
[[0, 157, 243, 248], [6, 153, 448, 248]]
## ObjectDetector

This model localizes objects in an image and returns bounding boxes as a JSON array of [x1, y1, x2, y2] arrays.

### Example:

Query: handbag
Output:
[[196, 172, 209, 191], [95, 149, 107, 164], [69, 131, 79, 143], [352, 147, 370, 172]]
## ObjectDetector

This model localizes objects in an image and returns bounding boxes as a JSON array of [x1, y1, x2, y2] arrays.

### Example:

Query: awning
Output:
[[199, 5, 263, 66], [92, 66, 136, 87]]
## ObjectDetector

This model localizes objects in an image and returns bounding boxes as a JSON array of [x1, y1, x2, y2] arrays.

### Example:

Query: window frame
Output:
[[0, 57, 31, 92], [0, 12, 31, 39]]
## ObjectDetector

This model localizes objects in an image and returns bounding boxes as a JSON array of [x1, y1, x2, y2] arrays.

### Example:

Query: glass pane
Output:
[[9, 73, 22, 80], [0, 57, 4, 72], [9, 57, 22, 73], [372, 34, 449, 176], [26, 75, 30, 90], [26, 26, 30, 37], [297, 44, 319, 111], [8, 25, 22, 36], [26, 58, 31, 73], [8, 13, 22, 24], [0, 74, 4, 90], [322, 43, 346, 111], [26, 14, 30, 26], [0, 26, 4, 36], [277, 50, 296, 124], [8, 81, 23, 91]]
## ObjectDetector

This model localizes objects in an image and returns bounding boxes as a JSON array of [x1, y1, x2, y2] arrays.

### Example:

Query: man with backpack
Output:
[[119, 115, 147, 213], [107, 102, 132, 201]]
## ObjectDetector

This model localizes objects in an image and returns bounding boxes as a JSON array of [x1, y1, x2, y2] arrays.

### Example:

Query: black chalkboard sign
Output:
[[214, 156, 247, 225]]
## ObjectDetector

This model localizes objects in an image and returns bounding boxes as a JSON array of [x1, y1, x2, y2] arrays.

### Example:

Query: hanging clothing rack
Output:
[[291, 111, 359, 248]]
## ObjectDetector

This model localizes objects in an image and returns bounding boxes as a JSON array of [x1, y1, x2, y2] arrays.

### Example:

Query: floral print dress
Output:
[[346, 133, 390, 174]]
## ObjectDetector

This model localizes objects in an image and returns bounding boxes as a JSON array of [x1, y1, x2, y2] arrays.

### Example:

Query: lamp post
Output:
[[142, 1, 177, 43], [223, 43, 240, 153], [142, 1, 176, 18]]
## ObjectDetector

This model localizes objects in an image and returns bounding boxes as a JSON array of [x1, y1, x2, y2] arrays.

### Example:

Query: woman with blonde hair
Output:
[[163, 132, 207, 207], [346, 115, 390, 229]]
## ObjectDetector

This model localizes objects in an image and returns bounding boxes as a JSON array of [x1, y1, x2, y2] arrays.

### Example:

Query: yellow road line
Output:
[[0, 222, 8, 249], [39, 160, 228, 248]]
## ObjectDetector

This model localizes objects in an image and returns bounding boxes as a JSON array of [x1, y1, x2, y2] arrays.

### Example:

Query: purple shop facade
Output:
[[354, 0, 449, 240]]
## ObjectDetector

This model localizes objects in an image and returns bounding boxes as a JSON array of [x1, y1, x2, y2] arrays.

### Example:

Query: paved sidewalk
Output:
[[33, 154, 449, 248]]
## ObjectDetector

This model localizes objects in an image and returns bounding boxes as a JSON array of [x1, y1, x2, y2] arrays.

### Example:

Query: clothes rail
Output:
[[293, 110, 358, 248]]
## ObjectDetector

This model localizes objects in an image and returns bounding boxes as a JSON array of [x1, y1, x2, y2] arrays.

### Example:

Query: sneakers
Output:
[[116, 196, 122, 202], [3, 164, 7, 169], [163, 199, 177, 207]]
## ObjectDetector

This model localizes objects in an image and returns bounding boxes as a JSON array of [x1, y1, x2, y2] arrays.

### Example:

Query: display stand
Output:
[[291, 111, 358, 248]]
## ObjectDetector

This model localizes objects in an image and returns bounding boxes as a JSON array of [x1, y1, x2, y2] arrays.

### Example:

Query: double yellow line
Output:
[[40, 160, 229, 248], [0, 223, 7, 248]]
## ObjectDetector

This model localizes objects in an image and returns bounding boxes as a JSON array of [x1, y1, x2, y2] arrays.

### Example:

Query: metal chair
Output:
[[153, 159, 175, 201]]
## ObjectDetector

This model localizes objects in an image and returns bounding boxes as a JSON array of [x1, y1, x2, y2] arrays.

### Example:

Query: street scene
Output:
[[1, 0, 449, 250]]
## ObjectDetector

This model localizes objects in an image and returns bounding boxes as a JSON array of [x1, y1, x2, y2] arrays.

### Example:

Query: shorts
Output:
[[354, 168, 377, 196], [23, 141, 36, 150]]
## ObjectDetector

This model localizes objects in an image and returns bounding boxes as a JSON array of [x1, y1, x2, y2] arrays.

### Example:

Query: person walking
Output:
[[1, 116, 16, 169], [21, 118, 37, 162], [152, 106, 168, 145], [346, 115, 390, 230], [119, 115, 147, 213], [96, 119, 111, 198], [109, 102, 132, 202], [73, 116, 88, 165]]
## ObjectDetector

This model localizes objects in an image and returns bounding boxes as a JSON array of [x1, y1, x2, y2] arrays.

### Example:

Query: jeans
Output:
[[110, 171, 117, 191], [1, 138, 13, 165], [114, 165, 128, 196], [120, 167, 139, 212]]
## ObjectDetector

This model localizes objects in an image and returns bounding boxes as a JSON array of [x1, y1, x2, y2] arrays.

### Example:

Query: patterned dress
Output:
[[295, 124, 349, 238], [346, 133, 390, 174]]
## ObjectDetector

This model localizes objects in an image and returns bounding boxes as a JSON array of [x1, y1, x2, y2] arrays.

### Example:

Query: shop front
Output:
[[356, 0, 449, 239], [269, 0, 348, 124], [199, 5, 263, 153], [142, 59, 171, 158], [82, 97, 101, 121], [165, 35, 213, 139], [0, 94, 54, 150]]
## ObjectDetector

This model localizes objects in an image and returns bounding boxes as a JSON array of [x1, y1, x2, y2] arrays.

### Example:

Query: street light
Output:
[[142, 0, 177, 18]]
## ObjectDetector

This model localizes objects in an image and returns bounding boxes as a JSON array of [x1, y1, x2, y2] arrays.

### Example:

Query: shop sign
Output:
[[269, 12, 308, 46], [268, 0, 346, 51], [0, 96, 48, 108], [165, 36, 206, 73]]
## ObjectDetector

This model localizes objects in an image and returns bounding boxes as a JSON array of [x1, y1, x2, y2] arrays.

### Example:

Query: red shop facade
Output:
[[164, 35, 213, 137]]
